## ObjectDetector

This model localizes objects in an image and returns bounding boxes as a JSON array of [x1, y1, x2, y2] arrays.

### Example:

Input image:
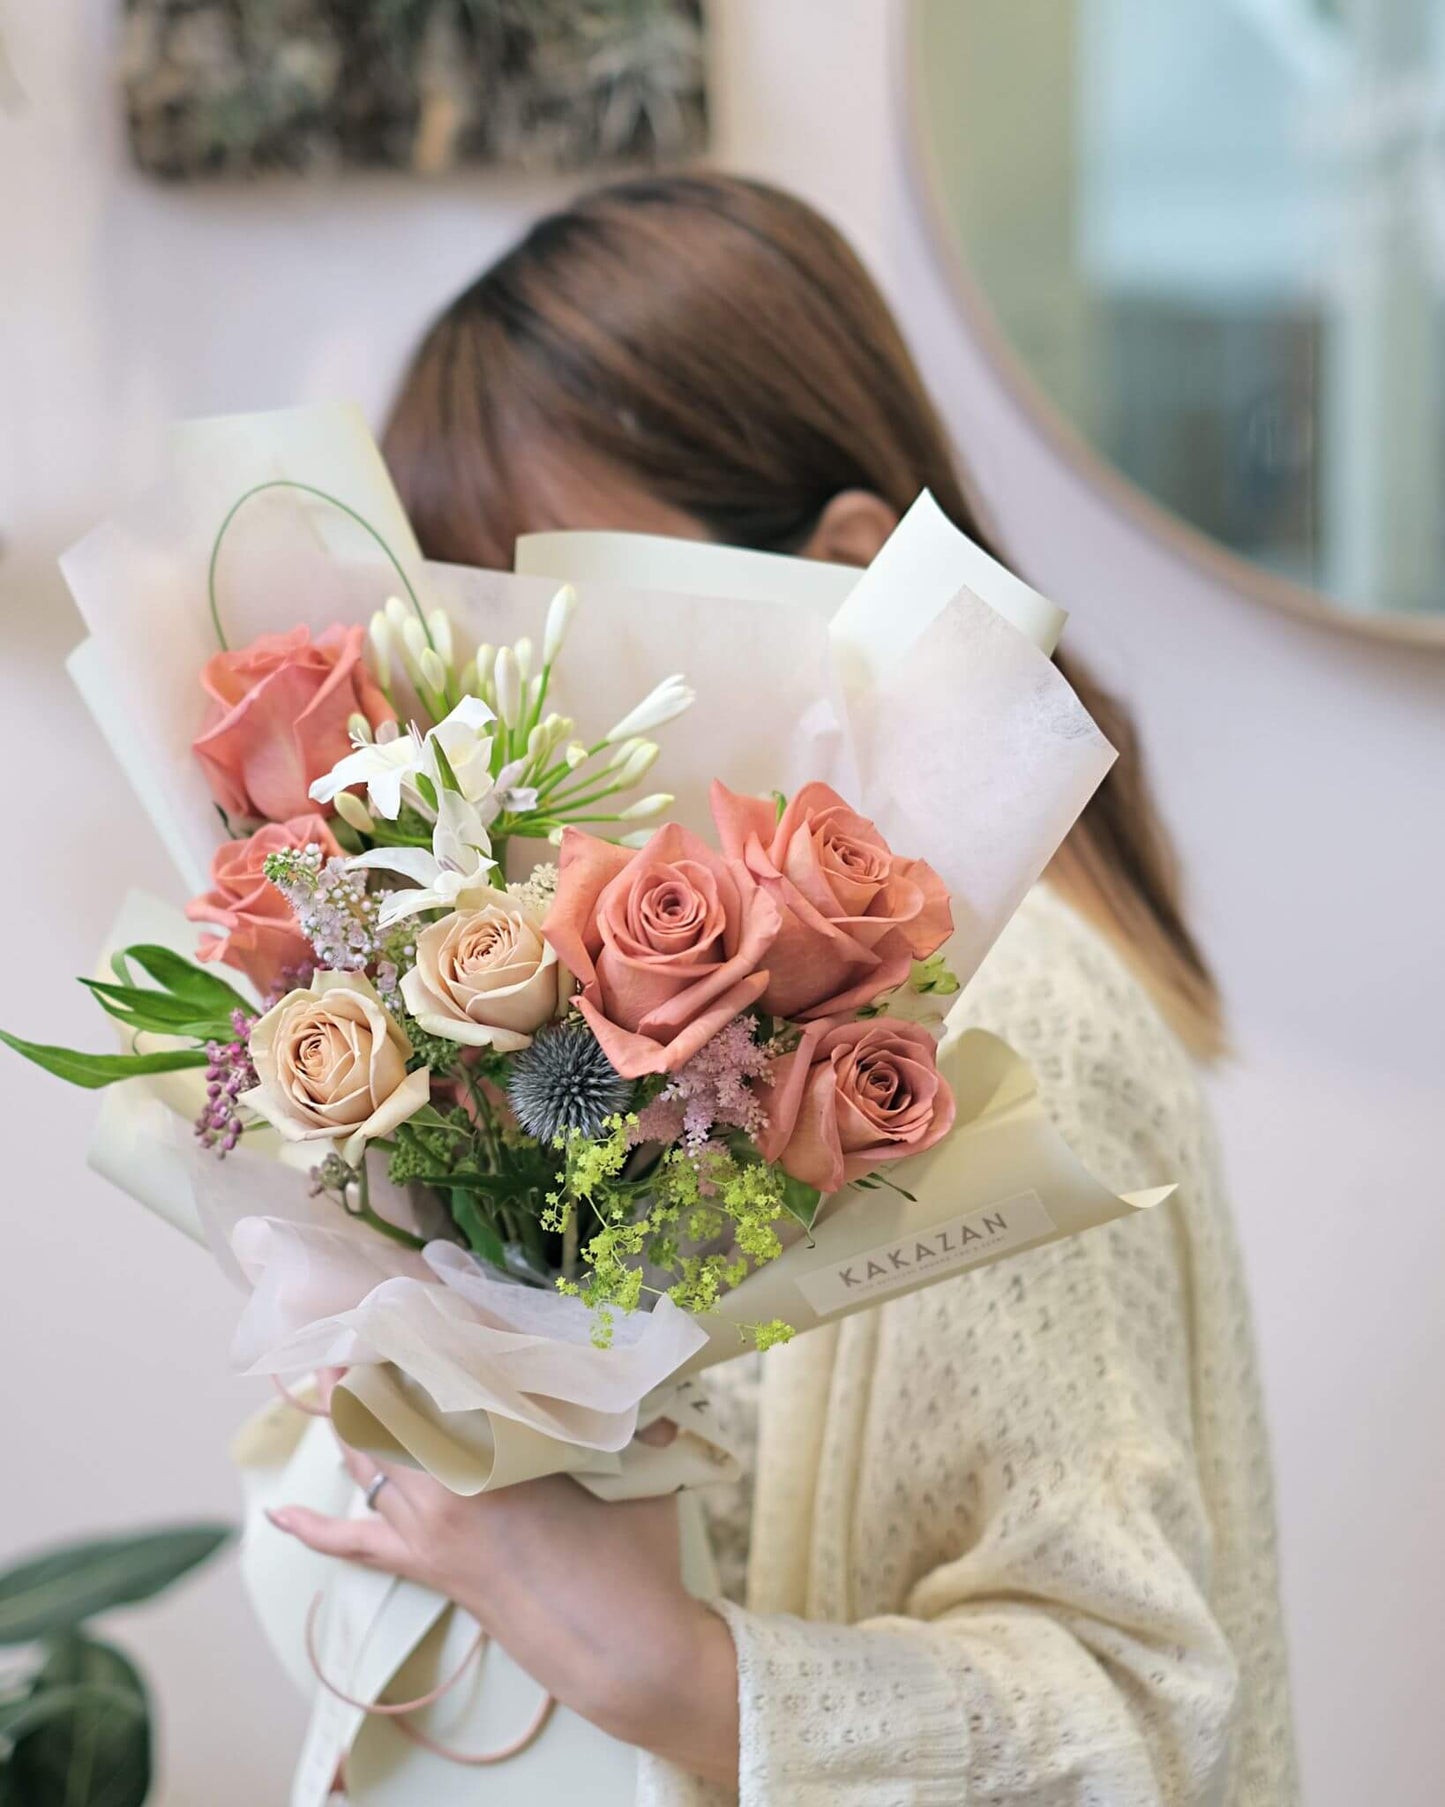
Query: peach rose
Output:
[[401, 889, 562, 1052], [543, 824, 781, 1079], [757, 1016, 956, 1195], [711, 781, 953, 1020], [193, 625, 394, 824], [242, 972, 432, 1163], [186, 815, 341, 998]]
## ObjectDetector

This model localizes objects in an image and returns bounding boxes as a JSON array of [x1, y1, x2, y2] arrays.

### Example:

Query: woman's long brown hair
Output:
[[383, 173, 1224, 1058]]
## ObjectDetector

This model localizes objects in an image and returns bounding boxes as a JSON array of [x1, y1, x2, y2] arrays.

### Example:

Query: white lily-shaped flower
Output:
[[310, 721, 427, 820], [423, 694, 499, 806], [350, 788, 498, 927], [310, 695, 498, 822], [491, 757, 540, 818]]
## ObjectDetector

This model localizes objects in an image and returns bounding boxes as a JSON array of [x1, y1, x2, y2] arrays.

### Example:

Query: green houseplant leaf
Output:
[[5, 1683, 149, 1807], [5, 1636, 149, 1807], [0, 1526, 232, 1644]]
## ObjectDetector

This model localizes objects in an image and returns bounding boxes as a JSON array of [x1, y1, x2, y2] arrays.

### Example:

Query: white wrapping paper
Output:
[[61, 405, 1113, 990], [55, 404, 1147, 1802]]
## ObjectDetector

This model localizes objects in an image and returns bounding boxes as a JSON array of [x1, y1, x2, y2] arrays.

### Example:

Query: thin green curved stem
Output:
[[206, 479, 433, 652]]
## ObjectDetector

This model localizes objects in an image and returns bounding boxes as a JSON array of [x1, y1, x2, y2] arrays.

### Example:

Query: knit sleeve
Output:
[[641, 892, 1248, 1806], [714, 1201, 1241, 1806]]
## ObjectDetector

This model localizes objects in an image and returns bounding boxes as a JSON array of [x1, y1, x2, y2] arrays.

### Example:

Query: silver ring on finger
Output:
[[364, 1473, 389, 1511]]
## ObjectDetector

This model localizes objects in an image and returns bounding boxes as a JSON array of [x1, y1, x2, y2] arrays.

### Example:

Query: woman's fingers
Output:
[[334, 1445, 426, 1535], [266, 1504, 411, 1573]]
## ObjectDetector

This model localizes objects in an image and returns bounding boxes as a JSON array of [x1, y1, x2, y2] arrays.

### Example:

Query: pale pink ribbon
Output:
[[304, 1593, 555, 1766]]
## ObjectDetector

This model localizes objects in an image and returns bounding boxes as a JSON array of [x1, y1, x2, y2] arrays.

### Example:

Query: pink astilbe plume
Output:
[[632, 1015, 773, 1154]]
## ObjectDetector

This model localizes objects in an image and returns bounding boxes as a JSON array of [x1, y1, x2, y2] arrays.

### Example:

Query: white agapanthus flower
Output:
[[349, 788, 498, 927], [310, 695, 497, 821], [309, 722, 427, 821], [424, 695, 499, 806]]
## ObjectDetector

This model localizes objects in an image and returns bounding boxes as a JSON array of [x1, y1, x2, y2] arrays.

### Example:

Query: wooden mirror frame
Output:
[[896, 3, 1445, 651]]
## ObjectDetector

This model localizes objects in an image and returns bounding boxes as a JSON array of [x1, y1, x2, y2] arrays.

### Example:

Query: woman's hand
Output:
[[266, 1383, 739, 1786]]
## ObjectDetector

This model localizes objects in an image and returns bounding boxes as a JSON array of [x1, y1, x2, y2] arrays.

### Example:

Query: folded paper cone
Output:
[[320, 1032, 1169, 1497]]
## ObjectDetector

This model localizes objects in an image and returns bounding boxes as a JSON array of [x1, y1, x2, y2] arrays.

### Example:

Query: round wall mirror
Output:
[[906, 0, 1445, 645]]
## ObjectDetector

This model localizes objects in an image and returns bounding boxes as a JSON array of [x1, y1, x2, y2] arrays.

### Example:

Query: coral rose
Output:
[[543, 824, 781, 1079], [711, 781, 953, 1020], [242, 972, 432, 1164], [757, 1016, 956, 1195], [193, 625, 394, 824], [186, 815, 340, 998], [401, 888, 562, 1053]]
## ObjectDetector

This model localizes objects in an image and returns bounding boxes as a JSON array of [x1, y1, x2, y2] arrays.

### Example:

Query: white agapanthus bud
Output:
[[419, 648, 449, 696], [383, 596, 412, 636], [427, 609, 454, 666], [456, 657, 478, 699], [547, 825, 566, 846], [527, 713, 570, 762], [493, 646, 522, 724], [564, 741, 590, 770], [346, 712, 374, 746], [606, 736, 644, 770], [513, 636, 533, 683], [618, 792, 673, 821], [367, 612, 395, 688], [401, 615, 429, 668], [603, 675, 695, 744], [333, 790, 376, 835], [613, 740, 659, 787], [542, 584, 578, 666], [471, 645, 495, 702]]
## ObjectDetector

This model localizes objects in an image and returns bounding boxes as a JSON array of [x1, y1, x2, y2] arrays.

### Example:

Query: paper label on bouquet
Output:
[[796, 1191, 1056, 1316]]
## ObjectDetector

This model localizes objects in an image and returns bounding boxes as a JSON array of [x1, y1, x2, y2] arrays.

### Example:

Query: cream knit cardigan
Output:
[[640, 886, 1297, 1807]]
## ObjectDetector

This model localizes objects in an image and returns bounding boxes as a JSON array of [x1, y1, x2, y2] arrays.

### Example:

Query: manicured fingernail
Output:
[[266, 1507, 297, 1533]]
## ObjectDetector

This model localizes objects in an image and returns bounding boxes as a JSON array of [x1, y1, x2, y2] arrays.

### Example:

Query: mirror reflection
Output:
[[911, 0, 1445, 629]]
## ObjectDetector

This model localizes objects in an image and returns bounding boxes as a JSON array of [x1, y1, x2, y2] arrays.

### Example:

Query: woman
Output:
[[269, 175, 1298, 1804]]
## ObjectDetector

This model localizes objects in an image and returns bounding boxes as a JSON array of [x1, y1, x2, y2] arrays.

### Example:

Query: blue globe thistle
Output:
[[507, 1021, 633, 1143]]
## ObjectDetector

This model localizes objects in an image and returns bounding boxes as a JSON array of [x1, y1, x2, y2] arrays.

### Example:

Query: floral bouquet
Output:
[[6, 405, 1169, 1803]]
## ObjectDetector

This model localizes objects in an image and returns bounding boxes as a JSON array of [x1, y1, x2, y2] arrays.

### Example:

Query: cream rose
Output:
[[400, 889, 561, 1052], [242, 971, 432, 1162]]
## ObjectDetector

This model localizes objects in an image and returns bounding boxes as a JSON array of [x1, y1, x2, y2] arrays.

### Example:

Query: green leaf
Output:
[[779, 1173, 822, 1232], [5, 1676, 149, 1807], [112, 946, 251, 1016], [0, 1033, 212, 1091], [408, 1104, 469, 1134], [0, 1526, 232, 1645], [33, 1634, 146, 1705], [0, 1684, 112, 1748], [430, 735, 462, 795], [77, 982, 231, 1041], [449, 1194, 508, 1270]]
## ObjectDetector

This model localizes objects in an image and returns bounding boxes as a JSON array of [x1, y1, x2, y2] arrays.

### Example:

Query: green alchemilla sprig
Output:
[[546, 1123, 792, 1349]]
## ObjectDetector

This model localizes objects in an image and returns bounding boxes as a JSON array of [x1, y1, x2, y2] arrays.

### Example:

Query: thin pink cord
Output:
[[271, 1375, 329, 1417], [391, 1691, 555, 1765], [304, 1593, 554, 1764]]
